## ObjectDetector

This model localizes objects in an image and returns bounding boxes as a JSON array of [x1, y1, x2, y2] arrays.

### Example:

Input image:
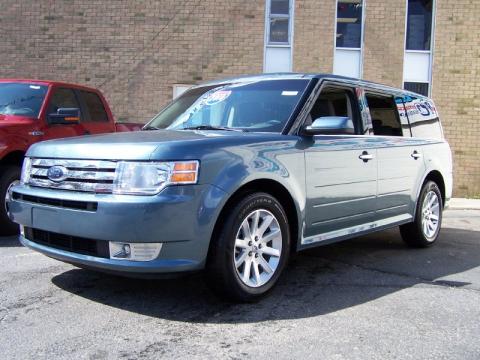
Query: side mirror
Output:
[[302, 116, 354, 135], [47, 108, 80, 125]]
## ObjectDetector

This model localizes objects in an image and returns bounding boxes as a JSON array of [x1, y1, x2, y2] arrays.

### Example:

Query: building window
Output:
[[406, 0, 433, 51], [403, 0, 435, 96], [333, 0, 364, 78], [404, 82, 429, 96], [268, 0, 290, 44], [172, 84, 192, 99], [336, 1, 363, 49], [264, 0, 294, 72]]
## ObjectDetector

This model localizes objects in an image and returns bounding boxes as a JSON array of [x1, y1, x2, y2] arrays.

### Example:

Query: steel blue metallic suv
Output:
[[9, 74, 453, 301]]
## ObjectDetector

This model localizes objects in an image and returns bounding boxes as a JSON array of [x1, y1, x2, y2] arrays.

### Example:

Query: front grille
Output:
[[29, 158, 117, 193], [24, 227, 109, 258], [12, 192, 98, 211]]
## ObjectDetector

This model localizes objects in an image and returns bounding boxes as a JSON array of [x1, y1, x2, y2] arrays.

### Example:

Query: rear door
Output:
[[303, 84, 378, 244], [77, 90, 114, 134], [365, 91, 425, 220]]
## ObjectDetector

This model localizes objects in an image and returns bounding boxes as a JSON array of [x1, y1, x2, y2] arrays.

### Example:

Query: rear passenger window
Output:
[[81, 91, 108, 122], [366, 94, 402, 136]]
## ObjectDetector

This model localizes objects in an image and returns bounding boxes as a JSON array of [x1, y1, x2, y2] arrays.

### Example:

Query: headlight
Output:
[[113, 160, 199, 195], [20, 157, 32, 184]]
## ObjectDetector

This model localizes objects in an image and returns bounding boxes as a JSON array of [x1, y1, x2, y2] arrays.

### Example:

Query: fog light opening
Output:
[[109, 242, 162, 262]]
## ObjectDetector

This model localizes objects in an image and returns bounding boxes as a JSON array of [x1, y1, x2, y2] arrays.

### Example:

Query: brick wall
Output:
[[293, 0, 335, 73], [432, 0, 480, 197], [0, 0, 265, 123], [363, 0, 405, 87]]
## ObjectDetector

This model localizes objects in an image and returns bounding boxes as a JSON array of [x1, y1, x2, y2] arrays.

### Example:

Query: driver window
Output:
[[47, 88, 81, 119], [306, 87, 357, 133]]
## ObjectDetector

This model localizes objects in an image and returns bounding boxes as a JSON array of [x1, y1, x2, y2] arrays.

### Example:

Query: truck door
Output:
[[42, 87, 87, 139]]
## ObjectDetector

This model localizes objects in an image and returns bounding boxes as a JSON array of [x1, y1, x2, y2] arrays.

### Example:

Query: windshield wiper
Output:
[[142, 125, 161, 131], [181, 125, 246, 132]]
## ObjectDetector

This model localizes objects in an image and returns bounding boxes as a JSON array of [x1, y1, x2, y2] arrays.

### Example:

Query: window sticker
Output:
[[203, 90, 231, 106], [29, 85, 41, 90], [281, 91, 298, 96]]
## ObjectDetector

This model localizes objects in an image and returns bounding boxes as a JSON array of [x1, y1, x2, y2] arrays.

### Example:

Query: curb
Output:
[[447, 198, 480, 211]]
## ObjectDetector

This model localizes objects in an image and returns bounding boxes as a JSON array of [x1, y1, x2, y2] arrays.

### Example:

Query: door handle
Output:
[[359, 151, 374, 162], [411, 150, 422, 160]]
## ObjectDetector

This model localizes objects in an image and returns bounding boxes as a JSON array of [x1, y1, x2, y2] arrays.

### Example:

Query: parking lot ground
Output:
[[1, 209, 479, 359]]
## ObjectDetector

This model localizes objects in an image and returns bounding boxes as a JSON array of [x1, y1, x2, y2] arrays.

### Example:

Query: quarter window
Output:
[[81, 91, 108, 122], [366, 94, 402, 136]]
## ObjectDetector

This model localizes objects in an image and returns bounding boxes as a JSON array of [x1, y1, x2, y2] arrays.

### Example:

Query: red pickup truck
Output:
[[0, 79, 142, 235]]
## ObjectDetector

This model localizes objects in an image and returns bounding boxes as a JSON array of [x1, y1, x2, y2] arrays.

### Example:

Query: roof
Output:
[[0, 78, 102, 93], [197, 72, 429, 99]]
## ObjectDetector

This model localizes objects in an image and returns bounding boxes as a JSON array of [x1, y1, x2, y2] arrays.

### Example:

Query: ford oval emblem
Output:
[[47, 165, 69, 182]]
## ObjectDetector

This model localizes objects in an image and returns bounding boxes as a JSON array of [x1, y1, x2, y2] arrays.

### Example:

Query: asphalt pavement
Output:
[[1, 209, 479, 359]]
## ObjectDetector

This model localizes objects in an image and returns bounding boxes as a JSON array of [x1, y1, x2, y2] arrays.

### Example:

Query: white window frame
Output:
[[403, 0, 436, 96], [333, 0, 366, 78], [263, 0, 295, 72], [172, 84, 192, 99]]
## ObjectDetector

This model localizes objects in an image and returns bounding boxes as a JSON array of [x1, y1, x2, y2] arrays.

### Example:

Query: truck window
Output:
[[80, 91, 109, 122], [366, 94, 402, 136], [47, 88, 81, 116]]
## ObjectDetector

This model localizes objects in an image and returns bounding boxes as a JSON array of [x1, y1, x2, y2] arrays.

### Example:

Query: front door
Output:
[[303, 85, 378, 245]]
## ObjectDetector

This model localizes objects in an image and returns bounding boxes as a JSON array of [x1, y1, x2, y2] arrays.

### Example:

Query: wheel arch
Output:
[[209, 179, 301, 258], [0, 151, 25, 167], [423, 170, 446, 207]]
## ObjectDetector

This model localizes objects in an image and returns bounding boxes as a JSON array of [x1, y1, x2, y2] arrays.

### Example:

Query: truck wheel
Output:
[[206, 192, 290, 302], [400, 181, 443, 248], [0, 165, 21, 236]]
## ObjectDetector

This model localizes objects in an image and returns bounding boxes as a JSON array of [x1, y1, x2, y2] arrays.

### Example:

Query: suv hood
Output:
[[27, 129, 290, 160]]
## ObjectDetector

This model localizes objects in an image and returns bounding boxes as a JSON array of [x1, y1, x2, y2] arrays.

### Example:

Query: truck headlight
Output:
[[20, 157, 32, 184], [112, 160, 199, 195]]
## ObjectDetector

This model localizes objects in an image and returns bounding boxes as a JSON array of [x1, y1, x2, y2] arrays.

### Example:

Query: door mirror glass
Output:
[[303, 116, 354, 135], [47, 107, 80, 125]]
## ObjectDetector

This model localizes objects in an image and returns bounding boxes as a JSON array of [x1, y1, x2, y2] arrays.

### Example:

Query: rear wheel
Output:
[[400, 181, 443, 248], [206, 192, 290, 302], [0, 165, 21, 236]]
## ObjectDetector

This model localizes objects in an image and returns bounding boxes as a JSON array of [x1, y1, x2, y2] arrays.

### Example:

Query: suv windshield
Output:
[[146, 79, 309, 133], [0, 83, 48, 118]]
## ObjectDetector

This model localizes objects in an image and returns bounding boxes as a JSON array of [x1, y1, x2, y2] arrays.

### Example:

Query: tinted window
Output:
[[406, 0, 433, 51], [81, 91, 108, 122], [366, 94, 402, 136], [0, 83, 47, 117], [147, 80, 309, 133], [404, 82, 429, 96], [336, 1, 363, 48], [47, 88, 80, 115], [306, 88, 357, 133]]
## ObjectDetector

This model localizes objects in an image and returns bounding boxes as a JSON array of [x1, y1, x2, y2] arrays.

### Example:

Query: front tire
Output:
[[400, 181, 443, 248], [206, 192, 290, 302], [0, 165, 21, 236]]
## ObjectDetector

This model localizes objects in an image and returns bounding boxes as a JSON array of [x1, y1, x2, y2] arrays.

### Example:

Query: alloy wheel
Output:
[[234, 209, 283, 287]]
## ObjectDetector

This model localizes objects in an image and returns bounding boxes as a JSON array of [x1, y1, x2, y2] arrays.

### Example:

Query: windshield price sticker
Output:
[[203, 90, 231, 106]]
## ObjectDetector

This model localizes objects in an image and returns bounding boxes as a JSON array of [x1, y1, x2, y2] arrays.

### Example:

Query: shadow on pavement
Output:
[[51, 226, 480, 323], [0, 235, 22, 247]]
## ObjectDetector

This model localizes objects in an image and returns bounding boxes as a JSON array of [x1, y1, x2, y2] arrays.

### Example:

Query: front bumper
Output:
[[10, 183, 227, 274]]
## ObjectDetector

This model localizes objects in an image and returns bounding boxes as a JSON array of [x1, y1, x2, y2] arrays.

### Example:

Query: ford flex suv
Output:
[[9, 74, 452, 301]]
